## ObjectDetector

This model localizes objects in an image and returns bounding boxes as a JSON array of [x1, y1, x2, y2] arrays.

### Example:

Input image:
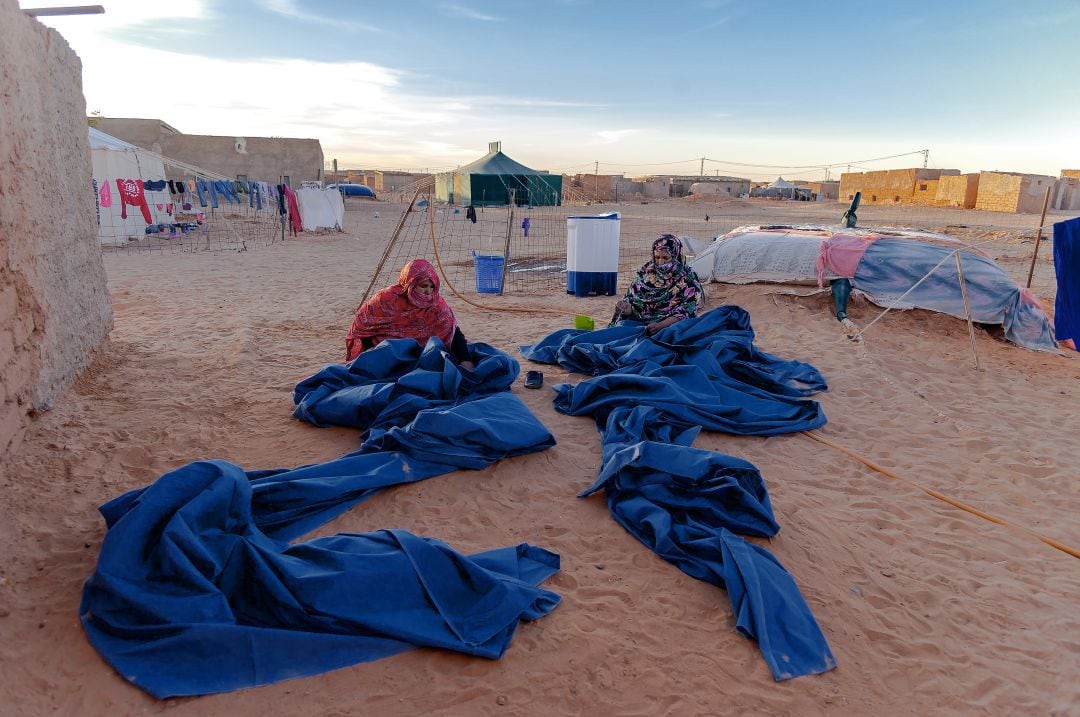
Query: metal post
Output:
[[1024, 185, 1053, 288], [499, 190, 515, 295]]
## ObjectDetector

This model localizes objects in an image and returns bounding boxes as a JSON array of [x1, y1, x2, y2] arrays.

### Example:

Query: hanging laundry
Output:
[[466, 205, 477, 223], [99, 181, 112, 208], [144, 180, 168, 192], [115, 178, 152, 224], [522, 216, 531, 237], [282, 184, 303, 234]]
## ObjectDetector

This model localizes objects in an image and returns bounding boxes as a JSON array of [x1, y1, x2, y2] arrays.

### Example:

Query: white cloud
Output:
[[596, 129, 637, 144], [438, 3, 502, 22], [258, 0, 382, 32]]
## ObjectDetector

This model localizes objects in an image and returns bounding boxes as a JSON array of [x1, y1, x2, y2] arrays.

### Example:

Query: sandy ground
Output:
[[1, 199, 1078, 716]]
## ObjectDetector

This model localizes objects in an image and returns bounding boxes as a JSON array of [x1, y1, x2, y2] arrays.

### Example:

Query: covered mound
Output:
[[686, 225, 1057, 352]]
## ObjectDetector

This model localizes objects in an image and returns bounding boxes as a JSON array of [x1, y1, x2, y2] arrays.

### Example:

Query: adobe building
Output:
[[1055, 170, 1080, 211], [374, 170, 415, 193], [974, 171, 1057, 213], [675, 176, 751, 198], [794, 180, 840, 201], [564, 173, 626, 202], [934, 174, 980, 208], [91, 116, 324, 185], [2, 0, 112, 457], [838, 168, 961, 205]]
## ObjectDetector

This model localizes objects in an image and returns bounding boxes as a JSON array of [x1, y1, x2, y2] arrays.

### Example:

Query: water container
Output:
[[473, 253, 505, 294], [566, 212, 620, 297]]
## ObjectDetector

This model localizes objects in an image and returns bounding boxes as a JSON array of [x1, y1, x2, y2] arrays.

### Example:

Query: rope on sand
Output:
[[803, 431, 1080, 560]]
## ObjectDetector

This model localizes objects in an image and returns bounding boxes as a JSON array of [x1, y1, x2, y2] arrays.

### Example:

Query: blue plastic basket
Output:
[[474, 254, 505, 294]]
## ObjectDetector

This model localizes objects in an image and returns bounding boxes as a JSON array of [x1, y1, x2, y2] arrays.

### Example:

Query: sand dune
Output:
[[1, 201, 1078, 715]]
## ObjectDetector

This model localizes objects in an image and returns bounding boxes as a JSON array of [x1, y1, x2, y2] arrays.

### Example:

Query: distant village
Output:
[[89, 116, 1080, 215]]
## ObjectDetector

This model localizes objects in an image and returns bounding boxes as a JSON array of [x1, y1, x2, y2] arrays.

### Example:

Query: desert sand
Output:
[[1, 199, 1078, 716]]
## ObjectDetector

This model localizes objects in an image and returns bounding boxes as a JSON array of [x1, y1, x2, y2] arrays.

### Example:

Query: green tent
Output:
[[435, 142, 562, 206]]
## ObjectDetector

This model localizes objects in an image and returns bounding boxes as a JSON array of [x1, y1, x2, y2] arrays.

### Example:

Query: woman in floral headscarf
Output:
[[345, 258, 474, 369], [610, 234, 703, 335]]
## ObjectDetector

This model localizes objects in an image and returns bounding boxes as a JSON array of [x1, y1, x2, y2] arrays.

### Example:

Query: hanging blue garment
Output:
[[212, 180, 241, 204], [81, 340, 560, 698], [1053, 217, 1080, 345], [195, 178, 212, 208]]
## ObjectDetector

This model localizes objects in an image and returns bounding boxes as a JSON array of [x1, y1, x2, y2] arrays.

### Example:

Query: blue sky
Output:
[[31, 0, 1080, 180]]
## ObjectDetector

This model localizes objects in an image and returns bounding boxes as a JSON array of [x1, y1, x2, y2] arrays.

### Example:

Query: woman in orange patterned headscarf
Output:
[[345, 259, 474, 368]]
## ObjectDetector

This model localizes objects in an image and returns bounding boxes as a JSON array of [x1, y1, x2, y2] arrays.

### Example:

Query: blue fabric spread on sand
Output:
[[522, 306, 827, 436], [81, 338, 559, 698], [524, 308, 836, 680], [1053, 217, 1080, 346]]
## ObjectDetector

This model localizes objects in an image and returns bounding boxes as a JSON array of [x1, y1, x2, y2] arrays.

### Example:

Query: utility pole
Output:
[[700, 157, 705, 178], [594, 160, 599, 203], [922, 149, 929, 168]]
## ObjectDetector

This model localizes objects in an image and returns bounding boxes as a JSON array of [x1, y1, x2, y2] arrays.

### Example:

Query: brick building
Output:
[[838, 168, 960, 205], [974, 171, 1057, 213], [935, 174, 980, 208]]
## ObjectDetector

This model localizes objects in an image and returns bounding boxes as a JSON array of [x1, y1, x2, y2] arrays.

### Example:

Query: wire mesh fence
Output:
[[364, 181, 1076, 303], [101, 181, 286, 254]]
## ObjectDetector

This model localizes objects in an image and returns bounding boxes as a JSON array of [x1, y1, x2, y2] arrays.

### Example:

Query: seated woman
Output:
[[345, 258, 475, 369], [610, 234, 703, 335]]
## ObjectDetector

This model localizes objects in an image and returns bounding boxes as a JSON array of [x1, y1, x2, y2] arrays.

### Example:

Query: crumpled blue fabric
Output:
[[294, 337, 519, 431], [583, 406, 835, 680], [81, 339, 560, 698], [522, 308, 826, 436], [525, 308, 835, 679], [82, 460, 560, 699], [1053, 217, 1080, 346], [521, 305, 827, 399]]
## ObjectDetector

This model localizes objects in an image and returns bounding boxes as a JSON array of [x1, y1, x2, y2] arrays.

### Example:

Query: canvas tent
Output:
[[751, 177, 810, 200], [89, 127, 230, 246], [89, 127, 173, 246], [435, 142, 562, 207], [686, 225, 1058, 352]]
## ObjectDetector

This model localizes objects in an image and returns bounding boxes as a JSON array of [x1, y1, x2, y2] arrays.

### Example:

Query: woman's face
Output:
[[414, 278, 436, 298], [654, 248, 673, 265]]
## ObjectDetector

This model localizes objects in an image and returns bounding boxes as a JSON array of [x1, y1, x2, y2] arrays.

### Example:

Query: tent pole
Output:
[[358, 186, 422, 307], [955, 250, 980, 370], [1024, 185, 1052, 288]]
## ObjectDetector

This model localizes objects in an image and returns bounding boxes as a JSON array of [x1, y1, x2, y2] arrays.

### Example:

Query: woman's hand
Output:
[[460, 360, 476, 371], [615, 299, 631, 314], [645, 317, 679, 336]]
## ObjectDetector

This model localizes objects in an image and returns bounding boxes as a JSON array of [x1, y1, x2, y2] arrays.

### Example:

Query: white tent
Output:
[[89, 128, 173, 246]]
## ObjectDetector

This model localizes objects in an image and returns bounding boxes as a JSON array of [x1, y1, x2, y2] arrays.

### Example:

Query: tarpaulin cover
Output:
[[81, 340, 559, 698], [581, 406, 836, 680], [294, 337, 519, 431], [523, 307, 835, 679], [521, 306, 827, 435], [690, 226, 1058, 352], [1053, 217, 1080, 346]]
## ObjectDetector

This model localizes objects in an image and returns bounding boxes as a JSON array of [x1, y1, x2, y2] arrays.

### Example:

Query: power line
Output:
[[702, 149, 929, 171]]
